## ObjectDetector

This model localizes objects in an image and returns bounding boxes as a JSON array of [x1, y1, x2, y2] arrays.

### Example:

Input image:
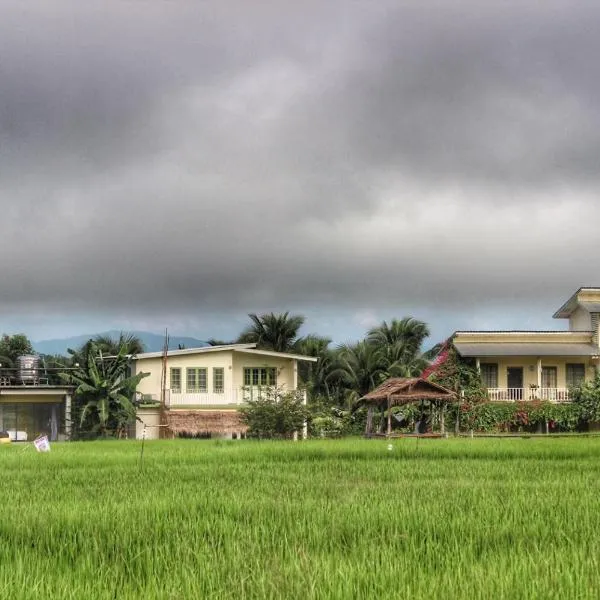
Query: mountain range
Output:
[[32, 330, 209, 356]]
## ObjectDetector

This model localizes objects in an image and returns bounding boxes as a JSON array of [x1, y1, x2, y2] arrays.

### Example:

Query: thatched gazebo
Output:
[[357, 377, 456, 437]]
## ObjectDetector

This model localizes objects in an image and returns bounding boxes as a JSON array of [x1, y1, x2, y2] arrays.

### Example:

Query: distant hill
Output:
[[33, 330, 210, 356]]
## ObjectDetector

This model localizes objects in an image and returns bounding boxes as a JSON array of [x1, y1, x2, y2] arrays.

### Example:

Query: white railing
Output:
[[166, 388, 240, 407], [144, 386, 304, 408], [487, 388, 571, 403]]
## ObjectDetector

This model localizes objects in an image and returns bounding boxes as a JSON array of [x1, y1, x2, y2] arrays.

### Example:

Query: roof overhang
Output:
[[0, 387, 73, 396], [133, 344, 257, 360], [553, 287, 600, 318], [232, 348, 318, 362], [454, 342, 599, 357], [132, 343, 318, 362]]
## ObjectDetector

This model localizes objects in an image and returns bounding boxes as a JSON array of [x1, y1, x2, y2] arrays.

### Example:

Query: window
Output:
[[186, 368, 207, 393], [541, 366, 557, 388], [243, 367, 277, 387], [566, 363, 585, 388], [213, 368, 224, 393], [170, 368, 181, 393], [480, 364, 498, 388]]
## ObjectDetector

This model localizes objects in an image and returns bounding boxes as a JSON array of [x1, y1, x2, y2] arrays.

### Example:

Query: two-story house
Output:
[[132, 343, 317, 439], [453, 287, 600, 402]]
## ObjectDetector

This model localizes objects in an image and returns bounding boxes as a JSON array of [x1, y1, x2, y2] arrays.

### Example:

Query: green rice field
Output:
[[1, 438, 600, 599]]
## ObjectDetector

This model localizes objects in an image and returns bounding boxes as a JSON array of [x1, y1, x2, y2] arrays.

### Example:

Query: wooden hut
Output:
[[357, 377, 456, 437]]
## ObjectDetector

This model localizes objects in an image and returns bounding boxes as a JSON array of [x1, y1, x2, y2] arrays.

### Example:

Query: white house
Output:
[[131, 343, 317, 439], [453, 286, 600, 402]]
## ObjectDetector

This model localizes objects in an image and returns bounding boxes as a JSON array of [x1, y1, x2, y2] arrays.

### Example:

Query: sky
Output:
[[1, 0, 599, 348]]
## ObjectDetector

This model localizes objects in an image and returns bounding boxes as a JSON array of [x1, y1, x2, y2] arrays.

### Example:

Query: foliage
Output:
[[329, 341, 387, 405], [239, 388, 309, 439], [571, 371, 600, 422], [93, 332, 145, 356], [58, 341, 149, 438], [0, 333, 34, 366], [68, 332, 145, 368], [429, 345, 487, 401], [309, 399, 369, 437], [296, 335, 337, 400], [367, 318, 430, 378], [2, 439, 600, 598], [452, 401, 583, 432], [237, 312, 305, 352]]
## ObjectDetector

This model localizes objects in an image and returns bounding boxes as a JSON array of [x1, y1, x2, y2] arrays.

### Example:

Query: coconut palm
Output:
[[93, 332, 145, 356], [237, 312, 305, 352], [329, 341, 387, 406], [295, 335, 336, 400], [367, 317, 430, 378], [59, 341, 149, 437]]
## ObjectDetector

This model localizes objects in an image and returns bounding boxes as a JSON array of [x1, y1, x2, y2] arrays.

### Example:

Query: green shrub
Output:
[[453, 401, 583, 433], [239, 388, 309, 439], [571, 372, 600, 422]]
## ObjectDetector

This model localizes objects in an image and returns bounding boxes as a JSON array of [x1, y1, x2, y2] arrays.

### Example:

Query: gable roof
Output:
[[132, 343, 317, 362], [553, 287, 600, 318]]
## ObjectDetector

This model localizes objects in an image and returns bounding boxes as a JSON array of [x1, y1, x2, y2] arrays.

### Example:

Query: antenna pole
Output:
[[159, 329, 169, 439]]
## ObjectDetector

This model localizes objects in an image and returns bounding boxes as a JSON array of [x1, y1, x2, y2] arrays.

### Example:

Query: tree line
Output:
[[0, 313, 439, 437]]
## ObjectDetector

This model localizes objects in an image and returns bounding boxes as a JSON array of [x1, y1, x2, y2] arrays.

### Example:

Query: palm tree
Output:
[[93, 332, 145, 356], [295, 335, 336, 400], [368, 318, 429, 354], [68, 333, 145, 370], [237, 312, 305, 352], [329, 341, 386, 406], [59, 341, 149, 437], [206, 338, 234, 347], [367, 317, 430, 378]]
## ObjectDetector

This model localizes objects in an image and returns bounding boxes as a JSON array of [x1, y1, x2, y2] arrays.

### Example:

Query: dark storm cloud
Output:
[[0, 0, 598, 329]]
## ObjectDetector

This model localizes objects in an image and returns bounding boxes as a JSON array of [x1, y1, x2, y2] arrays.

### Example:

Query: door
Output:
[[507, 367, 523, 400]]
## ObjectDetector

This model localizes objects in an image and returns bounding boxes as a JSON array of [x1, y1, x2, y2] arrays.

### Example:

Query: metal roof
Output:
[[133, 344, 256, 360], [454, 343, 599, 357], [133, 343, 317, 362]]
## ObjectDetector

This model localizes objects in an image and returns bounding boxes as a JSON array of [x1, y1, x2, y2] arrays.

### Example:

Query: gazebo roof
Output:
[[358, 377, 456, 406]]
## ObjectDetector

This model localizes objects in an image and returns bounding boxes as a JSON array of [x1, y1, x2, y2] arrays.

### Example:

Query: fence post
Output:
[[302, 389, 308, 440]]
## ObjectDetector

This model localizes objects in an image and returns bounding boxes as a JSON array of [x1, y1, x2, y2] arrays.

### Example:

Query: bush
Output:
[[452, 401, 583, 433], [239, 388, 309, 439], [571, 373, 600, 423]]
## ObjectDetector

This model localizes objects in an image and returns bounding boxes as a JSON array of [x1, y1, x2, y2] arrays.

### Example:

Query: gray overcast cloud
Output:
[[0, 0, 598, 343]]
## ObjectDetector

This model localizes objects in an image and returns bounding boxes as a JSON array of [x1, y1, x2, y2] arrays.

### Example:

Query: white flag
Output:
[[33, 435, 51, 452]]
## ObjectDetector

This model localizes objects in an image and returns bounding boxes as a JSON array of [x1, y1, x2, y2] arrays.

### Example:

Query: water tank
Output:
[[16, 355, 40, 384]]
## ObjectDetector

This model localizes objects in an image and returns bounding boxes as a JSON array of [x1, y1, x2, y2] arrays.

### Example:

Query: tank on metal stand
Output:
[[16, 355, 41, 385]]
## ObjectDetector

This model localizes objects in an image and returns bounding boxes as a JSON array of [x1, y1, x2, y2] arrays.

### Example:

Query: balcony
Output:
[[141, 387, 307, 408], [487, 388, 572, 403]]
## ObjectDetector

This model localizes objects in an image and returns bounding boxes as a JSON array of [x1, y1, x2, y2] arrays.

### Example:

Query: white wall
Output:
[[569, 306, 592, 331], [134, 351, 234, 398]]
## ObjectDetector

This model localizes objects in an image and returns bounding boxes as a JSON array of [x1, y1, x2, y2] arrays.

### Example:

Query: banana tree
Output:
[[59, 341, 149, 437]]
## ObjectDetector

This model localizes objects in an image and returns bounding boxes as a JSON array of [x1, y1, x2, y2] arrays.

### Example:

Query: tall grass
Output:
[[0, 438, 599, 599]]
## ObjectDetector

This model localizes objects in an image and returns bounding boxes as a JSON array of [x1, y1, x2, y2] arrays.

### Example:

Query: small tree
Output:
[[239, 388, 309, 439], [428, 346, 486, 402], [571, 371, 600, 423], [59, 341, 149, 438], [0, 334, 34, 365]]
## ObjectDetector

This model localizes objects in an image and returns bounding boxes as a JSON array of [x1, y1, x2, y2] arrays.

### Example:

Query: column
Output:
[[65, 393, 72, 440], [302, 389, 308, 440]]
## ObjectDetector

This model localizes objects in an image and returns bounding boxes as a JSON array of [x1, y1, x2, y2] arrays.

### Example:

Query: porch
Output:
[[143, 386, 306, 408], [475, 355, 595, 404], [487, 387, 572, 402]]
